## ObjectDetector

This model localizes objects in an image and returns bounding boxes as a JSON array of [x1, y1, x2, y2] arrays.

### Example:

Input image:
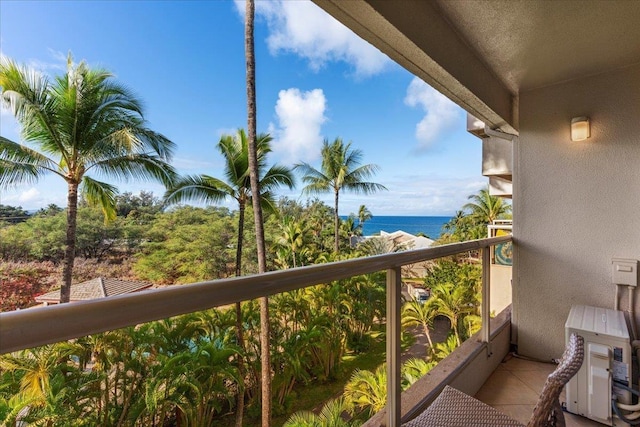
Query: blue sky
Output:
[[0, 0, 485, 216]]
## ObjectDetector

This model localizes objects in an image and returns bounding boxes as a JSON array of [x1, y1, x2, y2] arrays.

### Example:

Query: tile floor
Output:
[[474, 354, 604, 426]]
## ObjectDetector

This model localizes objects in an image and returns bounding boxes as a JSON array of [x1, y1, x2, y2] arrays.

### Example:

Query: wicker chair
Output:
[[403, 334, 585, 427]]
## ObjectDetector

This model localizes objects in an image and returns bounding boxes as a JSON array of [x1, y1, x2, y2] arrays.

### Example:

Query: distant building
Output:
[[379, 230, 434, 250], [351, 230, 435, 279], [35, 277, 153, 306], [351, 229, 435, 250]]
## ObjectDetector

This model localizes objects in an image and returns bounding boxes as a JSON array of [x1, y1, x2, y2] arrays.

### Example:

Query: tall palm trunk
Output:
[[245, 0, 271, 424], [234, 199, 246, 427], [333, 189, 340, 253], [61, 181, 79, 303]]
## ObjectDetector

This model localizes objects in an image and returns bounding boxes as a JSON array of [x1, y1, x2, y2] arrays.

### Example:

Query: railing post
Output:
[[481, 247, 492, 357], [386, 267, 402, 427]]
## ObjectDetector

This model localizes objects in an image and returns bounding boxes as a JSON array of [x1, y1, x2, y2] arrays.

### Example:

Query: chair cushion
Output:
[[402, 385, 524, 427]]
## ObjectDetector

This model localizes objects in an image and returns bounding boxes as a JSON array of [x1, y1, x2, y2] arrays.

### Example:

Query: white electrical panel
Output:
[[566, 305, 632, 426]]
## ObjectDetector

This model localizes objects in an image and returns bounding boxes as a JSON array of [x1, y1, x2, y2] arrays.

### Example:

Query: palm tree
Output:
[[164, 129, 293, 426], [402, 300, 438, 351], [402, 358, 436, 386], [463, 186, 511, 225], [276, 215, 307, 268], [358, 204, 372, 229], [164, 130, 294, 278], [284, 398, 359, 427], [431, 334, 460, 362], [0, 55, 176, 303], [429, 282, 475, 346], [244, 0, 272, 424], [344, 365, 387, 418], [296, 138, 386, 253], [0, 344, 77, 404]]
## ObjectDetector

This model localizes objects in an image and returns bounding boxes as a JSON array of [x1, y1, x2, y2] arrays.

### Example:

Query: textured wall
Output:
[[514, 63, 640, 359]]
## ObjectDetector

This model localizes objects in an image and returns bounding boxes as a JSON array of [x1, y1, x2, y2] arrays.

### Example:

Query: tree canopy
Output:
[[0, 54, 176, 302]]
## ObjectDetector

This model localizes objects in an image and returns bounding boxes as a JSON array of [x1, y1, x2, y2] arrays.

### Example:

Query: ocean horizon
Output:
[[345, 215, 452, 240]]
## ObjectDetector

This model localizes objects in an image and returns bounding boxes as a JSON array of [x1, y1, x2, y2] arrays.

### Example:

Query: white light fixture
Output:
[[571, 117, 590, 141]]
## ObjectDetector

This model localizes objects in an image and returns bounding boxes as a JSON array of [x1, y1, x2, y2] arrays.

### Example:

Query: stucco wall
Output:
[[514, 63, 640, 359], [490, 265, 512, 315]]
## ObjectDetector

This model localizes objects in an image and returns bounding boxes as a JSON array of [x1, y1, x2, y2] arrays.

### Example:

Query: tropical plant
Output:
[[344, 365, 387, 418], [276, 215, 308, 269], [243, 0, 272, 423], [283, 398, 359, 427], [0, 55, 176, 302], [428, 282, 475, 346], [401, 358, 436, 386], [431, 334, 460, 362], [0, 204, 29, 223], [357, 204, 372, 228], [0, 342, 85, 425], [164, 130, 294, 278], [463, 186, 511, 225], [133, 207, 237, 284], [296, 138, 386, 253], [161, 127, 295, 361], [342, 214, 361, 239], [402, 299, 438, 351]]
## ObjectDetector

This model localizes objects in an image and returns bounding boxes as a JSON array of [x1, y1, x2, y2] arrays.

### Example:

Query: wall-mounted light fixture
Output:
[[571, 117, 590, 141]]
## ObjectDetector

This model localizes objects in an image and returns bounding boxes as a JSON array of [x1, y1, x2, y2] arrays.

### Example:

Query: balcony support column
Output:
[[481, 248, 492, 357], [386, 267, 402, 427]]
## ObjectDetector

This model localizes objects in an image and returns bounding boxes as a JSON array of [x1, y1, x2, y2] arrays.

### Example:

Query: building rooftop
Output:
[[35, 277, 153, 304]]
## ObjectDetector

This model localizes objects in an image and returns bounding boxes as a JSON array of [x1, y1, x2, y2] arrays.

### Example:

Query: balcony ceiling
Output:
[[433, 0, 640, 94], [313, 0, 640, 131]]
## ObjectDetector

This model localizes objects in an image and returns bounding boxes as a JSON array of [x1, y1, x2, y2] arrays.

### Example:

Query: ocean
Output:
[[357, 216, 452, 239]]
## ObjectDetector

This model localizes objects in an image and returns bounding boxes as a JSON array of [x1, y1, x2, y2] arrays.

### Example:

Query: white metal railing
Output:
[[0, 235, 511, 427]]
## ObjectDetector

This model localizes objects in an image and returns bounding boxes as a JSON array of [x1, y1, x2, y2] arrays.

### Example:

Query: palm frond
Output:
[[164, 174, 233, 206], [88, 153, 177, 186], [0, 137, 60, 185], [82, 176, 118, 222]]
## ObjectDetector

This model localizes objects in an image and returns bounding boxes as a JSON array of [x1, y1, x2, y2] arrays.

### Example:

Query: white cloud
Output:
[[2, 185, 65, 210], [235, 0, 390, 77], [16, 187, 41, 204], [404, 77, 461, 151], [269, 88, 327, 164]]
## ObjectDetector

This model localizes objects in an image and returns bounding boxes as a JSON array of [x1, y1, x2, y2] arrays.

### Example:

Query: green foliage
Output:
[[341, 358, 436, 421], [402, 299, 438, 350], [0, 204, 30, 224], [0, 213, 65, 261], [0, 206, 149, 263], [284, 397, 359, 427], [0, 176, 507, 425], [271, 198, 336, 264], [424, 260, 481, 345], [1, 53, 177, 302], [134, 206, 237, 284], [438, 186, 511, 244], [296, 138, 386, 253], [34, 204, 63, 217], [115, 191, 163, 220]]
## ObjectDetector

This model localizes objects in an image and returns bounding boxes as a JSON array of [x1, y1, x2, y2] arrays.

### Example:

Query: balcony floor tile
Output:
[[475, 355, 603, 427]]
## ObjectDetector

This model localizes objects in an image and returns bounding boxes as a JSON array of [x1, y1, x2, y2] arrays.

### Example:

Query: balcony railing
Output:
[[0, 235, 512, 427]]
